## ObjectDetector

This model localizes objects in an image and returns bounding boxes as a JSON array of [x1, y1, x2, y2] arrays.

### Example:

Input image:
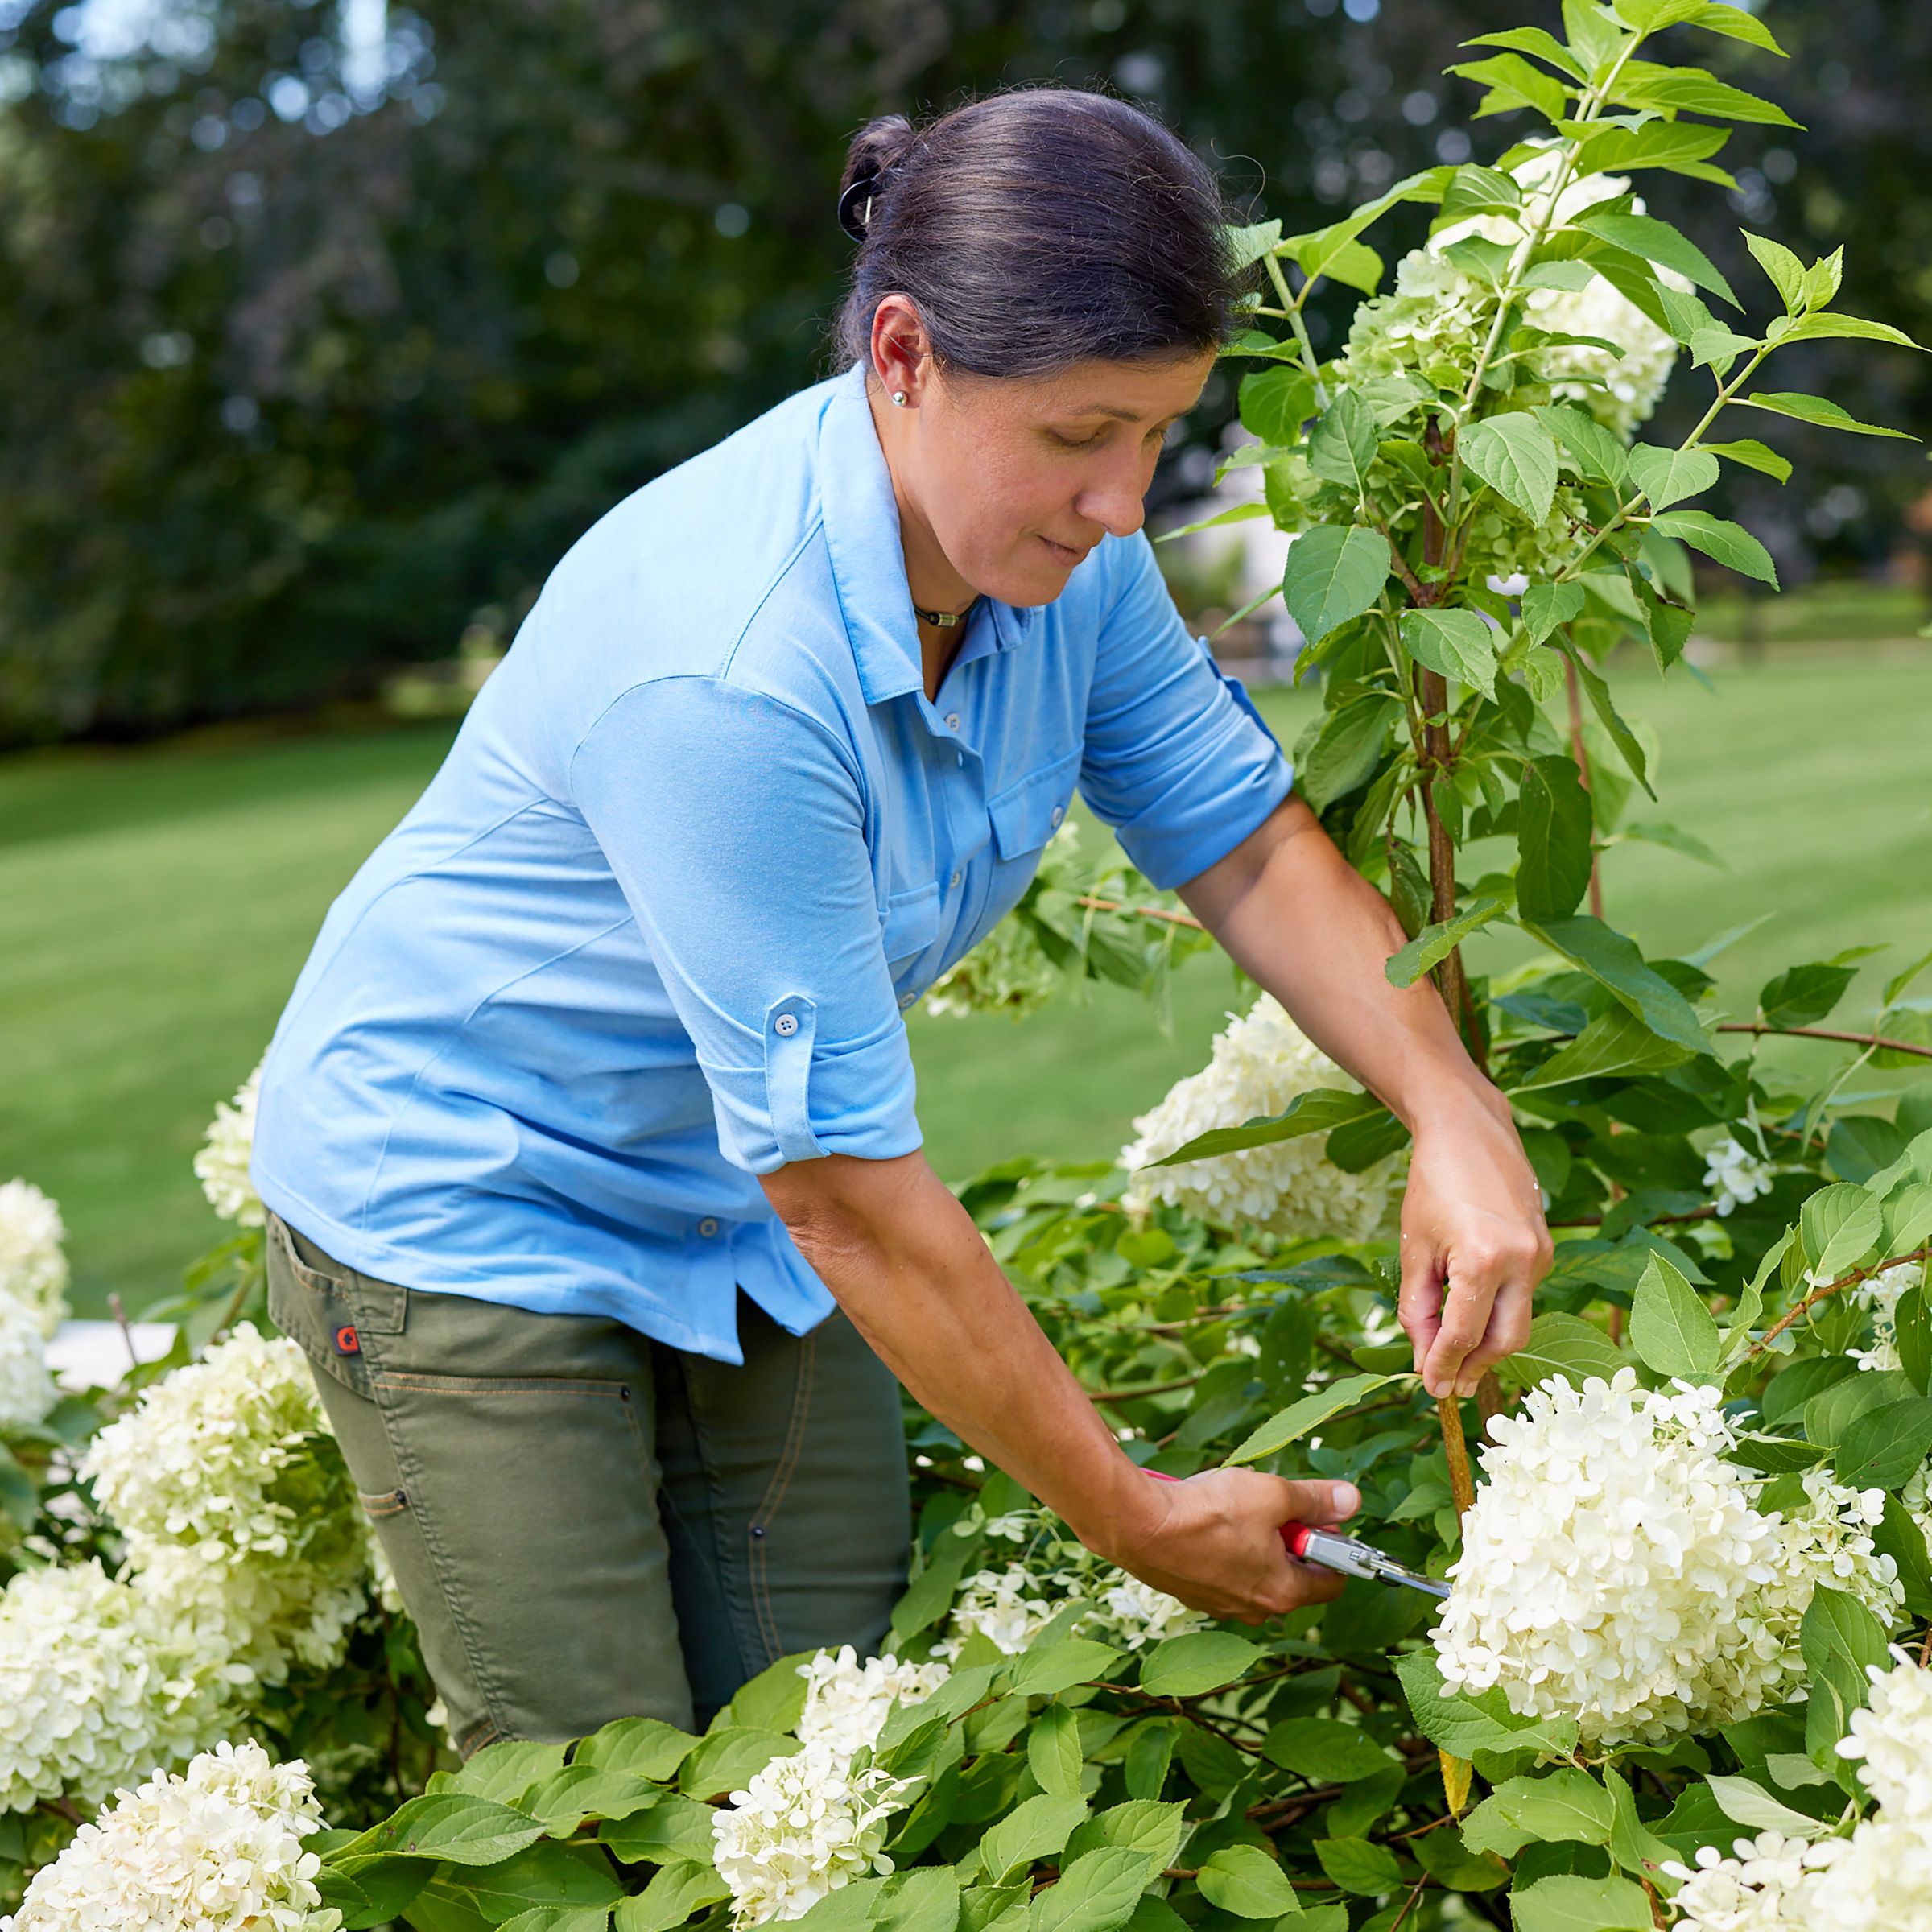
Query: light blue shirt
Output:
[[252, 356, 1293, 1363]]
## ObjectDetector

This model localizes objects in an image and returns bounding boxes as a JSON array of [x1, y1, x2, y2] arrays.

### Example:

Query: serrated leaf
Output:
[[1705, 1775, 1828, 1837], [1648, 510, 1777, 586], [1281, 525, 1393, 646], [1460, 412, 1560, 522], [980, 1794, 1088, 1885], [1314, 1838, 1401, 1897], [1704, 438, 1792, 482], [1551, 637, 1653, 798], [1199, 1846, 1303, 1918], [1226, 1373, 1405, 1467], [1576, 211, 1737, 306], [573, 1719, 700, 1785], [1300, 692, 1400, 812], [613, 1862, 733, 1932], [1138, 1632, 1262, 1696], [1628, 443, 1720, 511], [1262, 1718, 1398, 1782], [1063, 1800, 1187, 1879], [1519, 913, 1707, 1053], [1801, 1183, 1884, 1280], [1385, 897, 1508, 989], [1741, 232, 1806, 312], [1510, 1005, 1693, 1094], [1505, 1311, 1629, 1388], [1537, 403, 1630, 486], [1401, 606, 1500, 699], [1740, 391, 1917, 439], [336, 1794, 551, 1867], [679, 1729, 796, 1799], [1307, 391, 1379, 496], [1221, 220, 1285, 273], [1521, 580, 1585, 645], [1460, 1769, 1612, 1859], [1027, 1848, 1151, 1932], [1761, 960, 1858, 1030], [1613, 64, 1802, 130], [1461, 27, 1587, 80], [1396, 1650, 1578, 1761], [1775, 314, 1926, 351], [1145, 1085, 1383, 1167], [1006, 1638, 1121, 1699], [1517, 755, 1595, 923], [1510, 1874, 1655, 1932], [1835, 1397, 1932, 1490], [1686, 3, 1785, 53], [1630, 1253, 1721, 1380]]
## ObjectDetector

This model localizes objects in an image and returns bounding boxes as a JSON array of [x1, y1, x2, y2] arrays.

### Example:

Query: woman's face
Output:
[[873, 328, 1219, 609]]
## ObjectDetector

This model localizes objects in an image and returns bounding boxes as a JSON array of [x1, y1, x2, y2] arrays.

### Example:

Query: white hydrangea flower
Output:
[[0, 1561, 225, 1814], [711, 1739, 916, 1927], [795, 1646, 949, 1760], [935, 1563, 1060, 1660], [1836, 1648, 1932, 1818], [1703, 1137, 1777, 1217], [1851, 1264, 1919, 1373], [82, 1323, 370, 1690], [1120, 994, 1402, 1244], [1080, 1574, 1209, 1652], [1662, 1832, 1832, 1932], [1790, 1814, 1932, 1930], [0, 1177, 71, 1335], [1434, 1370, 1785, 1748], [8, 1737, 341, 1932], [0, 1287, 56, 1430], [194, 1057, 266, 1228]]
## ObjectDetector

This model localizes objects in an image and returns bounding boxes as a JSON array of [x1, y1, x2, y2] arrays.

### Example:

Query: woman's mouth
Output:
[[1039, 535, 1084, 564]]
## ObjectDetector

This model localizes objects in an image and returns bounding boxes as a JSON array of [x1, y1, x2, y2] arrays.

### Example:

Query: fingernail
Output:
[[1330, 1482, 1360, 1517]]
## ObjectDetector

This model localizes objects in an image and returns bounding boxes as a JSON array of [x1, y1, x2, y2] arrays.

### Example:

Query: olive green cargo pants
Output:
[[265, 1210, 910, 1755]]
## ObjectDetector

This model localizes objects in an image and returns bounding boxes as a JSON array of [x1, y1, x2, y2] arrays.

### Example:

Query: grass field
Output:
[[3, 654, 1930, 1319]]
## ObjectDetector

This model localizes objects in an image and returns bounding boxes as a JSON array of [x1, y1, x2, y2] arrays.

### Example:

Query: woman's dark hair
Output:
[[830, 85, 1254, 382]]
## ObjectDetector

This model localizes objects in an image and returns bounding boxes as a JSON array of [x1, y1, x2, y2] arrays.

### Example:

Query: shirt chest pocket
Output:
[[988, 748, 1082, 862], [879, 879, 942, 972]]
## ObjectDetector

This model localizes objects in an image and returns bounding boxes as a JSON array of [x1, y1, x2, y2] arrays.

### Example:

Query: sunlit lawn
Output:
[[3, 650, 1929, 1319]]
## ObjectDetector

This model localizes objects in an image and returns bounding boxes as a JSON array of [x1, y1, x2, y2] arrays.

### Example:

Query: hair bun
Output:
[[837, 114, 915, 242]]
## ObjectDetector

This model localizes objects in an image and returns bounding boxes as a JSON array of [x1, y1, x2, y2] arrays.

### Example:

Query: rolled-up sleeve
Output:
[[1077, 530, 1295, 890], [569, 676, 920, 1174]]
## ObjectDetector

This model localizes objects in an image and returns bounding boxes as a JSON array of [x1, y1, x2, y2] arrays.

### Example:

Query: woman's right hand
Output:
[[1079, 1466, 1361, 1624]]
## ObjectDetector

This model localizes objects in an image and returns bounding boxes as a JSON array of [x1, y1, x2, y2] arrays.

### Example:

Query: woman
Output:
[[253, 85, 1550, 1755]]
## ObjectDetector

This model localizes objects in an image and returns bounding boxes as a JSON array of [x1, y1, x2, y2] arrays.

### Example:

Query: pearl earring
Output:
[[890, 390, 908, 407]]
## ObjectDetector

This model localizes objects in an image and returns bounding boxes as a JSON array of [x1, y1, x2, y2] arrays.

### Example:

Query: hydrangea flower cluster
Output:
[[935, 1563, 1061, 1660], [712, 1740, 916, 1927], [6, 1739, 341, 1932], [795, 1646, 949, 1759], [0, 1287, 56, 1432], [1751, 1468, 1903, 1686], [193, 1057, 266, 1228], [1120, 994, 1401, 1244], [1850, 1263, 1920, 1373], [81, 1323, 370, 1690], [1434, 1370, 1787, 1748], [1664, 1832, 1835, 1932], [0, 1177, 70, 1335], [0, 1561, 224, 1814], [1703, 1137, 1777, 1218]]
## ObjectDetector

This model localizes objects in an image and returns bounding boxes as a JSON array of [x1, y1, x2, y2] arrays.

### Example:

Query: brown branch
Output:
[[1748, 1243, 1932, 1357], [1550, 1205, 1722, 1229], [1439, 1396, 1476, 1515], [1088, 1373, 1205, 1405], [1073, 895, 1203, 931], [1717, 1022, 1932, 1062]]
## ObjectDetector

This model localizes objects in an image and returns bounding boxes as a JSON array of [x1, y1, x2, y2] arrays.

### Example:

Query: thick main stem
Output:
[[1438, 1395, 1476, 1515]]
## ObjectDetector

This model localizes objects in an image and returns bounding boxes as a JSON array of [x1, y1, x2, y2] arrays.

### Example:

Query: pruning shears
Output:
[[1146, 1469, 1449, 1601]]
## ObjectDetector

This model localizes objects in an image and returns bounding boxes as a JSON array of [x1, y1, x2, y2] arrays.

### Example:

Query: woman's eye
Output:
[[1053, 429, 1103, 449]]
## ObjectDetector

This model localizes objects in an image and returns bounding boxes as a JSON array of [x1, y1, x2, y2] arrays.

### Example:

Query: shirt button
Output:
[[1050, 805, 1065, 828], [944, 712, 960, 731], [949, 869, 962, 890], [956, 753, 964, 768], [898, 992, 916, 1010], [697, 1217, 720, 1238], [774, 1013, 799, 1037]]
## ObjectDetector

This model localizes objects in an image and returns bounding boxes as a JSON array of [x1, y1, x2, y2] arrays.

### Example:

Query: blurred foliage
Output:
[[0, 0, 1926, 742]]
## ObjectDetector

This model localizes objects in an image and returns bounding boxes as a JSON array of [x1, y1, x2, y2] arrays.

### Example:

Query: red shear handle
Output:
[[1143, 1468, 1317, 1556]]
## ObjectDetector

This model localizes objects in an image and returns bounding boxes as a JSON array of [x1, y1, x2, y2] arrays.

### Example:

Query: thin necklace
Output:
[[913, 593, 978, 629]]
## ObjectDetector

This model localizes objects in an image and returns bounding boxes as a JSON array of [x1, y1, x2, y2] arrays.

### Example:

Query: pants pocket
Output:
[[263, 1212, 401, 1399]]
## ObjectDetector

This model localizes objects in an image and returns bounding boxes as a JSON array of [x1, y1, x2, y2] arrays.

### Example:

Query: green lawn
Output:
[[4, 654, 1930, 1319]]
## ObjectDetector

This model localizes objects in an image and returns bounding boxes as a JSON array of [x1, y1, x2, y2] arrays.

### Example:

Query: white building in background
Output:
[[1156, 418, 1303, 685]]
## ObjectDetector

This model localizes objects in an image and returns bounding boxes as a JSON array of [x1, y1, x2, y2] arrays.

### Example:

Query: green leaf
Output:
[[1226, 1373, 1406, 1467], [1063, 1800, 1187, 1879], [1401, 607, 1500, 700], [1123, 1721, 1175, 1802], [518, 1767, 661, 1837], [1575, 212, 1738, 308], [1412, 1823, 1509, 1892], [791, 1880, 890, 1932], [316, 1857, 436, 1930], [1517, 755, 1595, 923], [1198, 1847, 1304, 1919], [1612, 64, 1802, 130], [1521, 580, 1585, 645], [450, 1740, 572, 1807], [1877, 1490, 1932, 1614], [1027, 1848, 1152, 1932], [1505, 1312, 1629, 1389], [1685, 3, 1786, 54], [1027, 1705, 1086, 1801], [1262, 1718, 1398, 1782], [573, 1719, 700, 1785], [1570, 119, 1734, 184], [1145, 1085, 1383, 1167], [1394, 1649, 1579, 1761], [1705, 1775, 1830, 1837], [1006, 1639, 1121, 1699], [1461, 27, 1587, 80], [498, 1909, 615, 1932], [727, 1651, 815, 1734], [980, 1795, 1089, 1885], [1775, 313, 1926, 351], [1761, 960, 1859, 1030], [1510, 1005, 1693, 1092], [1551, 637, 1653, 799], [1461, 1769, 1613, 1859], [1313, 1838, 1402, 1897], [1704, 437, 1792, 482], [1537, 403, 1630, 485], [1741, 232, 1806, 312], [1137, 1631, 1262, 1697], [1460, 412, 1561, 522], [1647, 510, 1777, 586], [1222, 220, 1285, 274], [1444, 52, 1568, 123], [1609, 0, 1706, 28], [1627, 443, 1720, 511], [877, 1868, 962, 1932], [613, 1862, 733, 1932], [1604, 1767, 1676, 1882], [1801, 1584, 1890, 1761], [1300, 692, 1401, 812], [600, 1794, 724, 1865], [1510, 1874, 1655, 1932], [1835, 1397, 1932, 1491], [1307, 391, 1379, 497], [1630, 1253, 1721, 1381], [1280, 526, 1394, 646], [336, 1794, 551, 1867], [417, 1843, 625, 1925], [679, 1729, 795, 1799], [1740, 391, 1917, 439], [1519, 914, 1707, 1054], [1800, 1183, 1885, 1280], [1385, 897, 1508, 989]]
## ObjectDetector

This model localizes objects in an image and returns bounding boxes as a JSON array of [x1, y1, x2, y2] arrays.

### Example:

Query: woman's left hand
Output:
[[1397, 1080, 1553, 1399]]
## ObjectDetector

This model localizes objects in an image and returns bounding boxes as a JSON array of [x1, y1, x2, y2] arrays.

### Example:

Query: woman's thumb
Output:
[[1275, 1478, 1360, 1528]]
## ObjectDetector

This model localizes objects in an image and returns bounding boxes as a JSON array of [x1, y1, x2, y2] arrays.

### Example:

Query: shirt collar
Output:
[[818, 358, 1038, 708]]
